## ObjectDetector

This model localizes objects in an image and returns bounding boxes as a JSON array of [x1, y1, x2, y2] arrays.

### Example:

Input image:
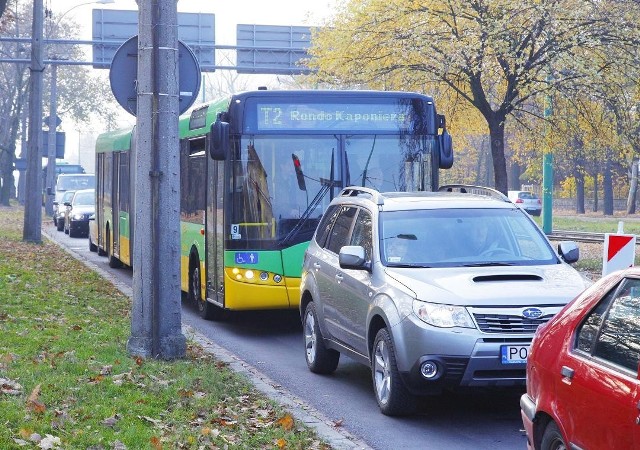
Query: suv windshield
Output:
[[380, 208, 557, 267]]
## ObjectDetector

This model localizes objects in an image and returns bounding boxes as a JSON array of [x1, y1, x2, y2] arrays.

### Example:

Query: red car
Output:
[[521, 267, 640, 450]]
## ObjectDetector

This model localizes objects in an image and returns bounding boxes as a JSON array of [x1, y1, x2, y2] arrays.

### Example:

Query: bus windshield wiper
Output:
[[280, 179, 335, 247]]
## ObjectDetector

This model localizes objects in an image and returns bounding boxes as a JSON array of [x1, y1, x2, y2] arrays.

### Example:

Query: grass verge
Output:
[[0, 206, 327, 450], [536, 214, 640, 278]]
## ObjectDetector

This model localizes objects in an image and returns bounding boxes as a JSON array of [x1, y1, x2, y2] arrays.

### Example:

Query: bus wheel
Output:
[[190, 264, 223, 321], [106, 231, 122, 268], [89, 234, 97, 252]]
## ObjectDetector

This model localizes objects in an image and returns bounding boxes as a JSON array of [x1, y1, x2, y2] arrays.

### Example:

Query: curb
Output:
[[45, 229, 373, 450]]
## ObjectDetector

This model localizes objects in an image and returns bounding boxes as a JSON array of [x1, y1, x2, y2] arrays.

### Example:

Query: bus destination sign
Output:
[[255, 102, 414, 131]]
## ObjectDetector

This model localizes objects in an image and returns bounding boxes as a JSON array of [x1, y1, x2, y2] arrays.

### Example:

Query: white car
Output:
[[508, 190, 541, 216]]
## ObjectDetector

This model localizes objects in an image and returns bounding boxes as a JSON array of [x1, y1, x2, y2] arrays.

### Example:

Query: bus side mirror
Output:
[[209, 120, 229, 160], [438, 130, 454, 169]]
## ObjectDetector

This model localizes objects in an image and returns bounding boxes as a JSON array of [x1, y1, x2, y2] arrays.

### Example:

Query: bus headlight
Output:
[[226, 268, 285, 286], [412, 301, 475, 328]]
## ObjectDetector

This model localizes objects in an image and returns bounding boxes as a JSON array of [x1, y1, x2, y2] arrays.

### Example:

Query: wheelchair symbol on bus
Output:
[[235, 252, 258, 264]]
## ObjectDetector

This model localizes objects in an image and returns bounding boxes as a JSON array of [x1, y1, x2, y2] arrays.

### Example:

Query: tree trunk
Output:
[[575, 168, 585, 214], [474, 138, 483, 185], [488, 118, 508, 194], [627, 159, 638, 214], [603, 153, 614, 216], [593, 174, 599, 212], [510, 162, 522, 190], [0, 112, 21, 205], [0, 148, 12, 206]]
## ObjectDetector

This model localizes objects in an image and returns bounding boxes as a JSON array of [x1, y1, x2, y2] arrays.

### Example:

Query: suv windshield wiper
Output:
[[462, 262, 515, 267], [387, 263, 432, 268]]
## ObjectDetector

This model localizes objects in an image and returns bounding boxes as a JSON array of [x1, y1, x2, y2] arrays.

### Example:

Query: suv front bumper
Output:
[[395, 315, 533, 394]]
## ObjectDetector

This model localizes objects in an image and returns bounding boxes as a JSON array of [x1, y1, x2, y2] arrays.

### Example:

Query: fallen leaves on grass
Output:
[[0, 376, 23, 395], [26, 384, 46, 413], [277, 413, 294, 431], [101, 413, 122, 428]]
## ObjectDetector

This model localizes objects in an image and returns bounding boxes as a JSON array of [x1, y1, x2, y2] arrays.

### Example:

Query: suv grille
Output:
[[473, 313, 554, 333]]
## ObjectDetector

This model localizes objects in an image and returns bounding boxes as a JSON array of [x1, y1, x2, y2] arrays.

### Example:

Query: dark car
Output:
[[521, 267, 640, 450], [63, 189, 95, 238]]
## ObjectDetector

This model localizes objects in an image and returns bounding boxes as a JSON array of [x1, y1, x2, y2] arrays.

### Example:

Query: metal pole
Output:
[[23, 0, 44, 243], [542, 82, 553, 234], [128, 0, 185, 360], [45, 64, 57, 216]]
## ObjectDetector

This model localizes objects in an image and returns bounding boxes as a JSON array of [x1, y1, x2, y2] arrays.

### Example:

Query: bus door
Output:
[[96, 154, 105, 249], [111, 152, 120, 257], [205, 158, 225, 307]]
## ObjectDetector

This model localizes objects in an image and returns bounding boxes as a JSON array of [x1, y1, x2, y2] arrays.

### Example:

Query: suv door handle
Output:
[[313, 262, 321, 270], [335, 273, 344, 283]]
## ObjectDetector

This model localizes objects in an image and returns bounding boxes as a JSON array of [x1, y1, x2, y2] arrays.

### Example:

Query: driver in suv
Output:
[[300, 185, 591, 416]]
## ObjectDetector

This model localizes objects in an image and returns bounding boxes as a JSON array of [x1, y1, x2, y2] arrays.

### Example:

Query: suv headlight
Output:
[[412, 301, 475, 328]]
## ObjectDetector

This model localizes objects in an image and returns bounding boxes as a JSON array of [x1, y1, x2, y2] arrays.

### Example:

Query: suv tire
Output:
[[303, 301, 339, 374], [372, 328, 416, 416]]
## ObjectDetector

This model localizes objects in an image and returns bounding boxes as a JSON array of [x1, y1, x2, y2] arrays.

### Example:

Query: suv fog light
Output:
[[420, 361, 439, 379]]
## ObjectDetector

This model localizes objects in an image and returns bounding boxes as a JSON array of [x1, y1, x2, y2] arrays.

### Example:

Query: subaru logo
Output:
[[522, 308, 543, 319]]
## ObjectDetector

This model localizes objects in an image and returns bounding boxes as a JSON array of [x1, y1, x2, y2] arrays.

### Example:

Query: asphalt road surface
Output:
[[46, 223, 528, 450]]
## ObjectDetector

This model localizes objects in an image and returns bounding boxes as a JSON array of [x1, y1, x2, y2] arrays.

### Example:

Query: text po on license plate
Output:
[[501, 345, 529, 364]]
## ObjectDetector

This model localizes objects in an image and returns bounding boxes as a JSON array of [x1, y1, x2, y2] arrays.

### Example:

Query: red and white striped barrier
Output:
[[602, 222, 636, 276]]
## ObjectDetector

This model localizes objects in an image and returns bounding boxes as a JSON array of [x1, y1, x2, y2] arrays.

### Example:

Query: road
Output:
[[46, 223, 528, 450]]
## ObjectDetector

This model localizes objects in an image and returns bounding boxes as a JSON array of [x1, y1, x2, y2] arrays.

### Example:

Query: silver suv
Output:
[[299, 185, 590, 416]]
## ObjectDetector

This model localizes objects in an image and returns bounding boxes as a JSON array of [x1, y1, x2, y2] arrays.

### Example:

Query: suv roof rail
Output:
[[438, 184, 510, 202], [339, 186, 385, 205]]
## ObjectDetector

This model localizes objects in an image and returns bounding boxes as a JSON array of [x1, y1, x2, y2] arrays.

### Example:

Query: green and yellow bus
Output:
[[93, 89, 453, 319]]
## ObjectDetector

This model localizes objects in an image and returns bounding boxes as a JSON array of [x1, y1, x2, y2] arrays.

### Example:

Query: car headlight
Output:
[[412, 301, 475, 328], [72, 213, 85, 220]]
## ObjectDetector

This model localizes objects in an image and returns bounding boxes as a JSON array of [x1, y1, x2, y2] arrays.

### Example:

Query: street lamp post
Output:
[[22, 0, 44, 243], [43, 0, 115, 216]]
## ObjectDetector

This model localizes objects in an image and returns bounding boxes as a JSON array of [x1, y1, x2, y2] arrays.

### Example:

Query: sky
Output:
[[50, 0, 338, 43], [39, 0, 340, 168]]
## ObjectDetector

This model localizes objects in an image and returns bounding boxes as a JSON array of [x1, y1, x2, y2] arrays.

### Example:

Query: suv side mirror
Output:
[[209, 119, 229, 160], [558, 241, 579, 264], [438, 130, 454, 169], [339, 246, 370, 271]]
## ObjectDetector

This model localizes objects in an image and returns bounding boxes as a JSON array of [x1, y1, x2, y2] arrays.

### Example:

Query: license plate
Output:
[[501, 345, 529, 364]]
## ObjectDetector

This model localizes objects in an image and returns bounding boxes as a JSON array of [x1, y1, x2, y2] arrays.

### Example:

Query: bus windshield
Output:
[[229, 134, 436, 248]]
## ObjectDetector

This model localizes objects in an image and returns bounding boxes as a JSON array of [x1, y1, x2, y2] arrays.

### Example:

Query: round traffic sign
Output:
[[109, 35, 202, 116]]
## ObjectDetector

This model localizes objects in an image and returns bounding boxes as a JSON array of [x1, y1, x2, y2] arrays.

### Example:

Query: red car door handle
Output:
[[561, 366, 574, 379]]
